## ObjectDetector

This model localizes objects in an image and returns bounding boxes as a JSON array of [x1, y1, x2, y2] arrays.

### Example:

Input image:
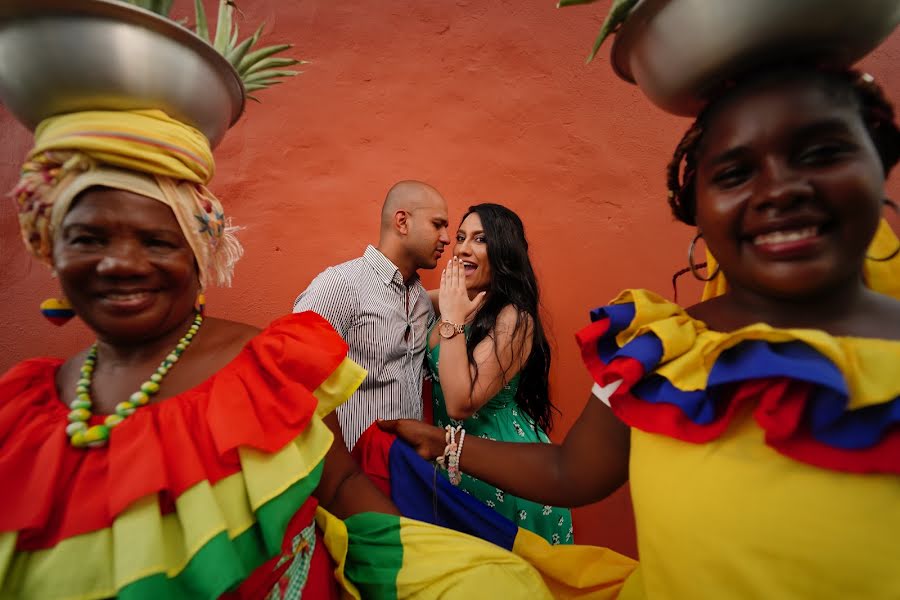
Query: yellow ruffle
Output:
[[612, 289, 900, 410]]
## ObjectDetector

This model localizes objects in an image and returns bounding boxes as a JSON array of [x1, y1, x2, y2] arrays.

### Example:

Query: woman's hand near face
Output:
[[439, 257, 486, 325]]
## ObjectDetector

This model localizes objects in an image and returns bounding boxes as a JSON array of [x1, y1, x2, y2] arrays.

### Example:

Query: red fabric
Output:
[[0, 312, 348, 551], [352, 425, 396, 498], [225, 497, 339, 600], [609, 372, 900, 475]]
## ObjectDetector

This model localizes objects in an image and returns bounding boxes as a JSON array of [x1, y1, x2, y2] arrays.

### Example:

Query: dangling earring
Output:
[[866, 199, 900, 262], [40, 297, 75, 326], [196, 292, 206, 315], [688, 231, 721, 281]]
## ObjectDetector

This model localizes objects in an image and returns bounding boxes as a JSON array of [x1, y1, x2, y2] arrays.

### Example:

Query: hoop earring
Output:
[[866, 199, 900, 262], [688, 232, 721, 281]]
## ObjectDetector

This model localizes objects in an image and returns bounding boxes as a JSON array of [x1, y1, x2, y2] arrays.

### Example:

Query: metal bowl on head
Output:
[[0, 0, 244, 148], [610, 0, 900, 116]]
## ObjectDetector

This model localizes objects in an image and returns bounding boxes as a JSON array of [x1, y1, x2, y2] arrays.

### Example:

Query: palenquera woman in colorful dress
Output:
[[0, 3, 636, 599], [382, 2, 900, 597], [0, 79, 401, 600]]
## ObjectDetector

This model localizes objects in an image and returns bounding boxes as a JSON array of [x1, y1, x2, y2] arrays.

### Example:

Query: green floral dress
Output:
[[428, 328, 574, 545]]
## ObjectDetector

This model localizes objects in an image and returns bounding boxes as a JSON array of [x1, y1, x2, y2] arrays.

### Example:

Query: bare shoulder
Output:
[[198, 317, 262, 354], [494, 304, 534, 336]]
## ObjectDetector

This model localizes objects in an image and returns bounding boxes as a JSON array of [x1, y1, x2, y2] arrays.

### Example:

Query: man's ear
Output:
[[395, 209, 410, 235]]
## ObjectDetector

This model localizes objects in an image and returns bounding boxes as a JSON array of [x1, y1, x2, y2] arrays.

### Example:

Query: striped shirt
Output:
[[293, 245, 434, 449]]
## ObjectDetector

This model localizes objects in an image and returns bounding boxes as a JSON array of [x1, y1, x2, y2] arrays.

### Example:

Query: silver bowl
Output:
[[611, 0, 900, 116], [0, 0, 244, 148]]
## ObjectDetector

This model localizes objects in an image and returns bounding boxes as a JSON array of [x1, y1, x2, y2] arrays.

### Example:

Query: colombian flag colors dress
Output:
[[577, 289, 900, 599]]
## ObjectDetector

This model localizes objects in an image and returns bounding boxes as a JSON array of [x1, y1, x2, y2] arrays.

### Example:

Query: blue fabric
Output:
[[387, 439, 519, 551]]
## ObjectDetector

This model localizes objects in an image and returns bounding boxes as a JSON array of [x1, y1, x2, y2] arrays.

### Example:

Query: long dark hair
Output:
[[461, 203, 557, 432]]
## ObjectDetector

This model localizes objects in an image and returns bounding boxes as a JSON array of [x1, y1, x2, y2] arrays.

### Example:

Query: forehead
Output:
[[64, 187, 181, 230], [458, 212, 483, 231], [699, 78, 864, 156]]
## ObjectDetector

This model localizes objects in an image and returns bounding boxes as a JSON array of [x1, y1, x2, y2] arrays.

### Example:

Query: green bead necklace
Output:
[[66, 313, 204, 448]]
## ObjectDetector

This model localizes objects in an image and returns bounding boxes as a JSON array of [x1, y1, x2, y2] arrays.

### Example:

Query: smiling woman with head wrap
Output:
[[13, 109, 241, 288], [0, 99, 417, 598]]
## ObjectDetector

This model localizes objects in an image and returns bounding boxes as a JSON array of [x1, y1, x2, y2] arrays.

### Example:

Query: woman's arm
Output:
[[438, 304, 531, 420], [380, 386, 630, 507], [437, 257, 522, 419], [314, 413, 399, 517]]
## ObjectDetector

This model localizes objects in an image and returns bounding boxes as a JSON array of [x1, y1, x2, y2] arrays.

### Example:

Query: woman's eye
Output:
[[474, 236, 486, 243], [711, 166, 750, 189], [71, 236, 102, 246], [147, 238, 177, 248], [455, 234, 465, 242], [798, 143, 849, 166]]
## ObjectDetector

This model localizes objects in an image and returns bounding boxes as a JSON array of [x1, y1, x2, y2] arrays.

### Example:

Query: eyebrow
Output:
[[702, 118, 856, 168], [62, 223, 183, 238]]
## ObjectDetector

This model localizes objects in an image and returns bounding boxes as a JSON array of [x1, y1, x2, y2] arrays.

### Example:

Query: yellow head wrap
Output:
[[12, 109, 242, 288], [701, 218, 900, 301]]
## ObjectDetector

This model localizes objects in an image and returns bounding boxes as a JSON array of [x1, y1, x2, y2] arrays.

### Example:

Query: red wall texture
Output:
[[1, 1, 898, 556]]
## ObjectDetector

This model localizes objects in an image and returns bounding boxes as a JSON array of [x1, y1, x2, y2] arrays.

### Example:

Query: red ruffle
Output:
[[0, 312, 348, 551]]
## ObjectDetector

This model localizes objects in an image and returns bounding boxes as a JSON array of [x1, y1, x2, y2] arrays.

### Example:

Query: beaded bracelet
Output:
[[435, 425, 466, 486], [449, 429, 466, 486]]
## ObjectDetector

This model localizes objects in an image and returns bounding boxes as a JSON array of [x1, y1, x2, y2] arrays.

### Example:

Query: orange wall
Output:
[[1, 1, 898, 556]]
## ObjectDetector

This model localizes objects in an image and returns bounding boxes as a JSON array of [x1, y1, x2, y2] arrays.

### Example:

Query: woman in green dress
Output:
[[428, 203, 573, 544]]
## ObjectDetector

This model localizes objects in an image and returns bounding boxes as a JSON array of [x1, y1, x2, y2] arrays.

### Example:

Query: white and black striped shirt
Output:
[[293, 245, 434, 449]]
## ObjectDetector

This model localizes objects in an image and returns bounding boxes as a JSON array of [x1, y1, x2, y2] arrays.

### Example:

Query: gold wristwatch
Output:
[[438, 319, 465, 339]]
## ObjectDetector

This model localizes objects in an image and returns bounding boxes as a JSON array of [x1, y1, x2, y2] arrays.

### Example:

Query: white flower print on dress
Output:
[[551, 533, 561, 545], [518, 510, 527, 521], [486, 500, 495, 508], [513, 422, 525, 437], [542, 505, 552, 516], [495, 489, 505, 503], [558, 516, 565, 527], [566, 526, 574, 542]]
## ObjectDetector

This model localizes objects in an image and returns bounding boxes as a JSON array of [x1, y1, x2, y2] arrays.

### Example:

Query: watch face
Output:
[[439, 321, 456, 338]]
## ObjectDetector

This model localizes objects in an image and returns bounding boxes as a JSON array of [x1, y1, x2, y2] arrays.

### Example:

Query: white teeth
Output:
[[462, 262, 476, 269], [753, 226, 818, 246], [106, 292, 149, 301]]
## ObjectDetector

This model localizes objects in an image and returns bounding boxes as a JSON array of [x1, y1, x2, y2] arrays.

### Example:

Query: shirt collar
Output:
[[364, 245, 416, 287]]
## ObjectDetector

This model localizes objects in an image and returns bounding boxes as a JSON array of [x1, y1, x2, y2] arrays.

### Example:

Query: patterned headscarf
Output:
[[12, 109, 242, 288]]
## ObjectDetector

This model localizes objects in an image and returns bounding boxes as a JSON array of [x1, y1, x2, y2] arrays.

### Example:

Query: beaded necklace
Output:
[[66, 313, 204, 448]]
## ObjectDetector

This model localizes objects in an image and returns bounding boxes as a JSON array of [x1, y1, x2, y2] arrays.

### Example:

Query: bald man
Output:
[[293, 181, 450, 449]]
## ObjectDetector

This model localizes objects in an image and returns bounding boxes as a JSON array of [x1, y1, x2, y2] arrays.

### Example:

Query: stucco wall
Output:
[[1, 0, 898, 555]]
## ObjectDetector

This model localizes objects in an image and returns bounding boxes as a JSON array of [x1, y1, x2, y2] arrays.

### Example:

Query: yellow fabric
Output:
[[12, 110, 241, 288], [313, 508, 362, 600], [32, 110, 213, 183], [510, 528, 636, 599], [612, 289, 900, 409], [702, 217, 900, 301], [625, 416, 900, 599], [0, 413, 335, 599], [239, 415, 333, 509], [313, 357, 368, 418], [3, 473, 247, 599], [395, 517, 553, 599]]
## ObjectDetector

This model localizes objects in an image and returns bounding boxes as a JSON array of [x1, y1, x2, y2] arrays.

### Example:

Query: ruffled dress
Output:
[[576, 289, 900, 599], [0, 313, 366, 600]]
